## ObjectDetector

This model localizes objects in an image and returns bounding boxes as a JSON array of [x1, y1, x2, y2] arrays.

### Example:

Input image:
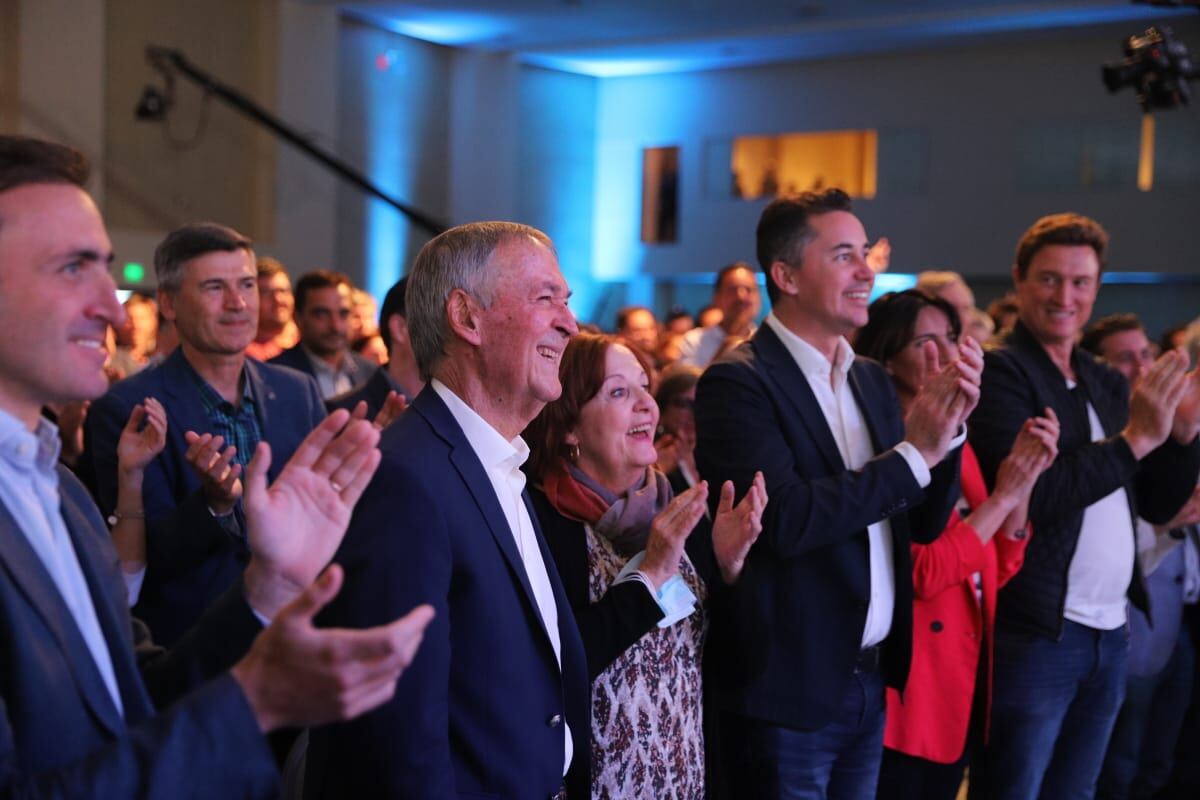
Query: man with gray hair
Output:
[[305, 221, 589, 798], [86, 222, 328, 645]]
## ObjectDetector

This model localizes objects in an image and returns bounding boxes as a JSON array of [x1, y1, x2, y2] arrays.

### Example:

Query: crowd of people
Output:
[[2, 131, 1200, 800]]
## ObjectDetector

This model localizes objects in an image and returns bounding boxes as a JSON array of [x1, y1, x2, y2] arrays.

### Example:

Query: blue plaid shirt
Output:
[[185, 364, 263, 468]]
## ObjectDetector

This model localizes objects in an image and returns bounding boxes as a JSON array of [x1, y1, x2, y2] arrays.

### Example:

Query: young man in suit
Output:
[[86, 223, 328, 645], [696, 188, 978, 799], [269, 269, 375, 399], [305, 221, 589, 799], [0, 134, 433, 797]]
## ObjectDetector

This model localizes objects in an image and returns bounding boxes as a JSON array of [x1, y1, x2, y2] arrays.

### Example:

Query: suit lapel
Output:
[[414, 390, 553, 650], [0, 495, 125, 736], [243, 359, 277, 442], [754, 326, 845, 473], [57, 481, 152, 721]]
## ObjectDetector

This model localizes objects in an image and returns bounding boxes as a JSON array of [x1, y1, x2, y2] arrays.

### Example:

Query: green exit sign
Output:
[[122, 262, 146, 283]]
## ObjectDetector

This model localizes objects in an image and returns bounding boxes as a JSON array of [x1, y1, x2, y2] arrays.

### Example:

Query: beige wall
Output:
[[103, 0, 278, 239], [0, 0, 17, 131]]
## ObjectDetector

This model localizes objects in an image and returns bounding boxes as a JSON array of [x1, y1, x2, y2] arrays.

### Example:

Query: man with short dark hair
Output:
[[697, 188, 977, 799], [270, 269, 375, 399], [0, 133, 433, 797], [678, 261, 762, 367], [86, 223, 328, 645], [327, 276, 424, 421], [968, 214, 1200, 800]]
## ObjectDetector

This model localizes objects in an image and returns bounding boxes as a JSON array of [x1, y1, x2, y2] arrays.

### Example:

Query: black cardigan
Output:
[[968, 321, 1200, 639]]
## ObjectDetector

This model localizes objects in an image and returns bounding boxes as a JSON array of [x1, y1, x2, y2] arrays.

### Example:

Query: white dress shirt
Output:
[[0, 410, 124, 716], [764, 313, 934, 648], [1063, 394, 1136, 630], [430, 380, 573, 773]]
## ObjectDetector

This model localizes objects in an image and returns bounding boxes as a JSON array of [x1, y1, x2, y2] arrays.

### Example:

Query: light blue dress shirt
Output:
[[0, 409, 124, 716]]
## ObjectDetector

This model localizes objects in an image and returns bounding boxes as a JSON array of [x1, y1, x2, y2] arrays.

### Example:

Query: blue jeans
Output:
[[1097, 625, 1195, 800], [721, 670, 885, 800], [970, 620, 1129, 800]]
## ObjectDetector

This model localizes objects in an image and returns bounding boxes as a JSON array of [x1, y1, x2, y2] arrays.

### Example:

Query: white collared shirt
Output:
[[430, 380, 572, 774], [764, 313, 933, 648], [0, 410, 124, 716]]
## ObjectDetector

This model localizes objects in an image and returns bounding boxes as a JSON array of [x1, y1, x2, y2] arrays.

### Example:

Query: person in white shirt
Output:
[[968, 215, 1200, 800], [304, 221, 592, 799], [696, 188, 980, 799]]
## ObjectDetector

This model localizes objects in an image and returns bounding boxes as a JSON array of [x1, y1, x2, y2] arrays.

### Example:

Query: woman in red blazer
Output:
[[855, 290, 1059, 800]]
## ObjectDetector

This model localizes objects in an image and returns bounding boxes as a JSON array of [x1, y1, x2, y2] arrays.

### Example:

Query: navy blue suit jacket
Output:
[[85, 349, 325, 645], [268, 344, 375, 395], [695, 324, 959, 731], [0, 465, 276, 796], [305, 386, 589, 799], [325, 365, 402, 419]]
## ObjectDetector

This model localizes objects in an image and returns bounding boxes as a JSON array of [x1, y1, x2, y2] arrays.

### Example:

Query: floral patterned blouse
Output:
[[586, 526, 709, 800]]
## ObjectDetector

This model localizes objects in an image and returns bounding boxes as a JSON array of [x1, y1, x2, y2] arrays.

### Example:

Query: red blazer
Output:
[[883, 443, 1030, 764]]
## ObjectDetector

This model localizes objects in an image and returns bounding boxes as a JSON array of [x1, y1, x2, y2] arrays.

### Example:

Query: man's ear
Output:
[[387, 313, 409, 348], [769, 260, 799, 298], [445, 288, 483, 346], [157, 289, 177, 323]]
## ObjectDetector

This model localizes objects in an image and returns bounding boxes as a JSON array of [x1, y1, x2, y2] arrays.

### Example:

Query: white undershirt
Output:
[[764, 314, 934, 648], [431, 380, 572, 774], [1063, 394, 1136, 630]]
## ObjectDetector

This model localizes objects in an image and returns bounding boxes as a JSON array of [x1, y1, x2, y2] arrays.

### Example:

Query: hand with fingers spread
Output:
[[904, 340, 972, 467], [232, 564, 435, 732], [112, 398, 169, 574], [348, 391, 410, 432], [183, 431, 243, 514], [711, 471, 768, 584], [242, 409, 382, 617], [1124, 349, 1192, 459], [640, 481, 709, 590]]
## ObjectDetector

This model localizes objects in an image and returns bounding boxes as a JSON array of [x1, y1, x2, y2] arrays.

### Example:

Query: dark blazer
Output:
[[85, 349, 326, 645], [968, 320, 1200, 639], [305, 386, 589, 799], [694, 324, 959, 731], [0, 464, 276, 795], [268, 344, 375, 395], [325, 365, 403, 419]]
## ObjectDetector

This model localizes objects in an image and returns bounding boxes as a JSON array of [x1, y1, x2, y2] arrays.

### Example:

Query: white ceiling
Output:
[[331, 0, 1198, 75]]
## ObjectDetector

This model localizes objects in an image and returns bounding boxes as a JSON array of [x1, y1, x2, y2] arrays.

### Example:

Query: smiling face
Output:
[[0, 183, 123, 425], [568, 343, 660, 494], [775, 210, 875, 355], [1014, 244, 1100, 350], [161, 248, 259, 357], [475, 237, 579, 428]]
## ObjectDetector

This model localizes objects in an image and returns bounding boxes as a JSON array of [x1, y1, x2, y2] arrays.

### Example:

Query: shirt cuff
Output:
[[894, 441, 932, 488], [122, 566, 146, 607]]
